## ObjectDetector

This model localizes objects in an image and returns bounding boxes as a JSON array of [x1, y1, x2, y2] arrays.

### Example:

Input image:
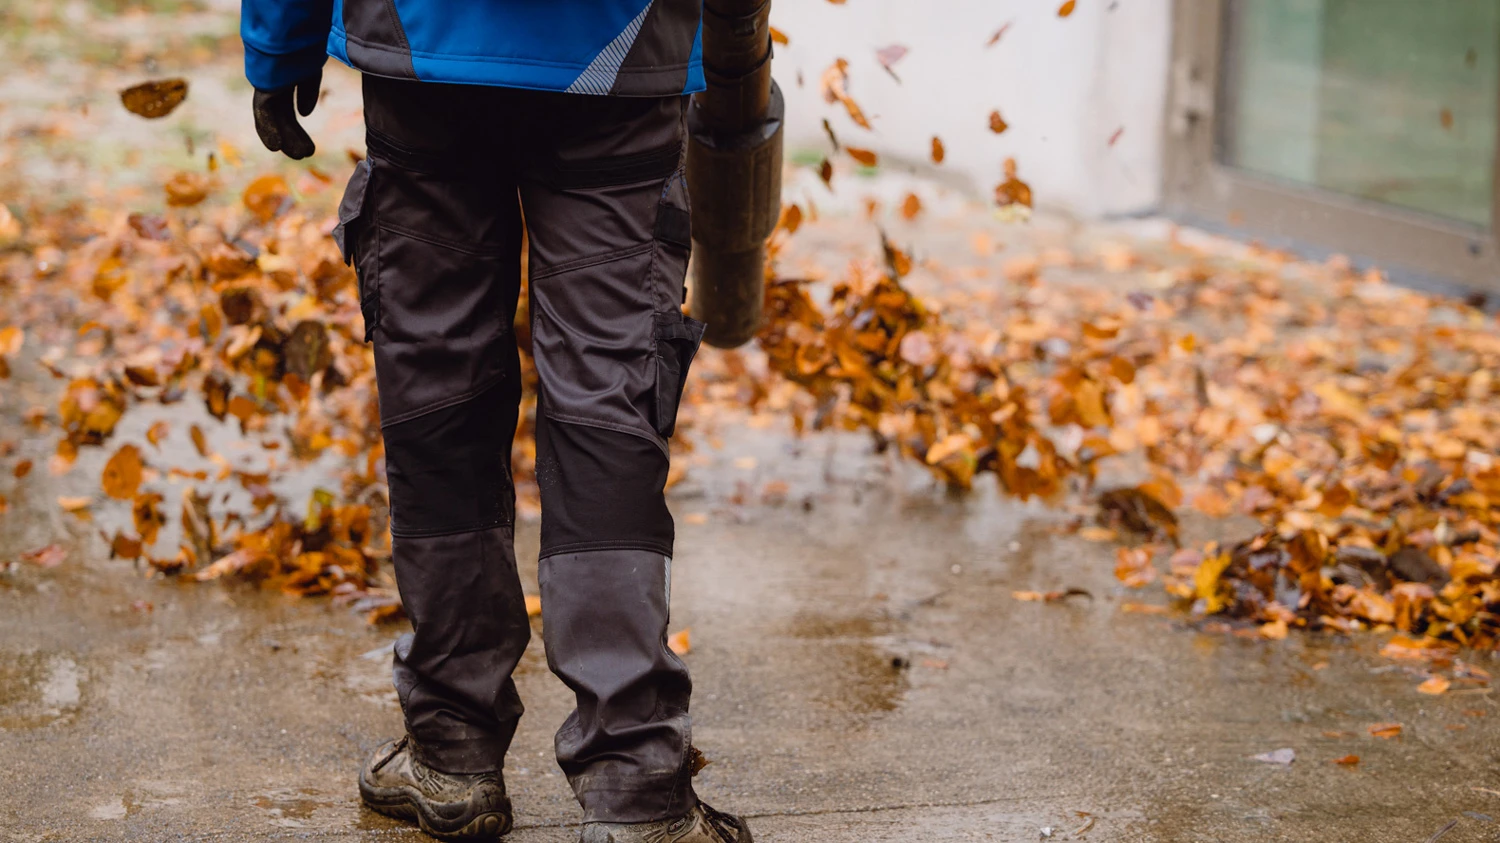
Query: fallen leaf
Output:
[[20, 544, 67, 568], [1368, 722, 1403, 739], [57, 495, 91, 513], [1251, 748, 1295, 765], [1418, 676, 1451, 695], [900, 193, 922, 220], [13, 459, 32, 478], [1331, 754, 1360, 766]]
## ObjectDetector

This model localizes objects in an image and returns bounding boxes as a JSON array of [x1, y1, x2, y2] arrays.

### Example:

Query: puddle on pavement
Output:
[[0, 649, 84, 729], [253, 788, 336, 828], [783, 610, 907, 716]]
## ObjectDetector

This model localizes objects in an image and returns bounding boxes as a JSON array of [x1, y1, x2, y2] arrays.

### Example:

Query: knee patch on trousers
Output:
[[384, 380, 519, 537], [536, 418, 674, 558]]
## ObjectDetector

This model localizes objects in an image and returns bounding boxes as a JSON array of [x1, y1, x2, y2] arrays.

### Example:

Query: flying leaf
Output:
[[875, 44, 908, 82], [847, 147, 878, 167], [120, 78, 189, 119], [769, 26, 789, 45], [900, 193, 922, 220], [931, 136, 945, 164], [1058, 0, 1077, 17], [668, 628, 692, 655], [242, 175, 291, 223], [989, 110, 1009, 134], [101, 444, 144, 500], [985, 22, 1013, 48]]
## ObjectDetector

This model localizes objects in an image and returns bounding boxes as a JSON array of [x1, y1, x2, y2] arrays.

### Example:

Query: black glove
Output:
[[252, 70, 321, 160]]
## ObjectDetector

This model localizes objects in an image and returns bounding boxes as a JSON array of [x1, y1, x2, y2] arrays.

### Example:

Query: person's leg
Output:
[[517, 92, 706, 825], [339, 74, 530, 776]]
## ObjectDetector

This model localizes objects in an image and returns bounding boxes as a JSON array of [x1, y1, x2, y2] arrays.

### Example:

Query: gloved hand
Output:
[[252, 70, 321, 160]]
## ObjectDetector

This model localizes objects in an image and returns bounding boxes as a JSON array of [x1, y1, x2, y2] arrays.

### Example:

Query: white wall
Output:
[[767, 0, 1173, 218]]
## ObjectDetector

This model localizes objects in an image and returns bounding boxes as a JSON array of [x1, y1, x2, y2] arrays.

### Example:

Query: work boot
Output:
[[580, 803, 753, 843], [358, 736, 513, 841]]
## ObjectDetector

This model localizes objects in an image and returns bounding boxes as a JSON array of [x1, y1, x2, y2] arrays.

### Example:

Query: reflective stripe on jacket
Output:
[[241, 0, 705, 96]]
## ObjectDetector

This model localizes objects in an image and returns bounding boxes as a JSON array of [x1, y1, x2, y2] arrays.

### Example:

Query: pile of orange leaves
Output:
[[756, 219, 1500, 680]]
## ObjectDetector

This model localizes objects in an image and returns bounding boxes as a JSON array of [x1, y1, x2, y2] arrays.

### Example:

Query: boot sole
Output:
[[359, 769, 513, 841]]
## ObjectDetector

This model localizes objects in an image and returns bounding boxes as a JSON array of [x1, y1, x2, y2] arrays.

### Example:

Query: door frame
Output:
[[1162, 0, 1500, 291]]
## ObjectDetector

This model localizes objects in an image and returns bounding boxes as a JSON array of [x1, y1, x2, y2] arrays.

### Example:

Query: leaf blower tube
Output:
[[686, 0, 784, 349]]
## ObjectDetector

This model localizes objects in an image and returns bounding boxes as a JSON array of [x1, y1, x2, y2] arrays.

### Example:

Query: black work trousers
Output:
[[334, 75, 705, 823]]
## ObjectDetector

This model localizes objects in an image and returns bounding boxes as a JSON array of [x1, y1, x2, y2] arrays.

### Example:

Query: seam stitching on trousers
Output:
[[539, 539, 673, 560], [390, 519, 512, 539], [530, 242, 654, 281], [382, 373, 510, 429], [376, 220, 512, 258], [543, 411, 668, 456]]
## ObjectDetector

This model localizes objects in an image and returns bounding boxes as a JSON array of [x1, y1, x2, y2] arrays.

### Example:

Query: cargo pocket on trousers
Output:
[[332, 158, 379, 341], [652, 311, 706, 438]]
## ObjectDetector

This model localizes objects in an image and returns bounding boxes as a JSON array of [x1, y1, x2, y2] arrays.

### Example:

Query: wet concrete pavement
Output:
[[3, 414, 1500, 843]]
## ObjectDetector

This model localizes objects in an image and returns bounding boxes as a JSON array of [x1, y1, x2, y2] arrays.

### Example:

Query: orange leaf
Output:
[[1368, 722, 1403, 739], [900, 193, 922, 220], [13, 459, 32, 478], [668, 628, 692, 655], [847, 147, 878, 167], [1417, 676, 1451, 695], [769, 26, 789, 45], [930, 136, 945, 164], [101, 444, 144, 500], [525, 594, 543, 618], [1331, 755, 1360, 766], [988, 110, 1009, 134], [1058, 0, 1077, 17]]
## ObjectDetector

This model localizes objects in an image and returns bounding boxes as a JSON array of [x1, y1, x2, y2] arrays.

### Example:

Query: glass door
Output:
[[1165, 0, 1500, 289]]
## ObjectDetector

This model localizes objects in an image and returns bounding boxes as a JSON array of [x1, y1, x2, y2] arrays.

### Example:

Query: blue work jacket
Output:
[[241, 0, 705, 96]]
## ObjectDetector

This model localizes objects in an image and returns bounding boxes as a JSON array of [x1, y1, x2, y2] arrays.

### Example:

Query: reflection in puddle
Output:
[[0, 650, 83, 729]]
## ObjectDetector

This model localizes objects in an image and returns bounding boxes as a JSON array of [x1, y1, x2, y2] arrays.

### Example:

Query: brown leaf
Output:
[[930, 136, 945, 164], [1331, 755, 1360, 766], [847, 147, 878, 167], [1417, 676, 1451, 695], [164, 172, 209, 207], [985, 22, 1012, 48], [242, 175, 291, 223], [20, 544, 67, 568], [101, 444, 144, 500], [818, 158, 834, 187], [900, 193, 922, 220], [988, 110, 1009, 134], [146, 421, 169, 447], [1368, 722, 1403, 739], [13, 459, 32, 478], [120, 78, 189, 119]]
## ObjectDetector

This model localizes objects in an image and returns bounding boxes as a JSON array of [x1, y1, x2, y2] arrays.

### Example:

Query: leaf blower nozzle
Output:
[[686, 0, 784, 349]]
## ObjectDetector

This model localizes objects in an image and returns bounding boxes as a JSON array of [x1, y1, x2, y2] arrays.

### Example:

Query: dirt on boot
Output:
[[358, 736, 513, 841], [580, 803, 752, 843]]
